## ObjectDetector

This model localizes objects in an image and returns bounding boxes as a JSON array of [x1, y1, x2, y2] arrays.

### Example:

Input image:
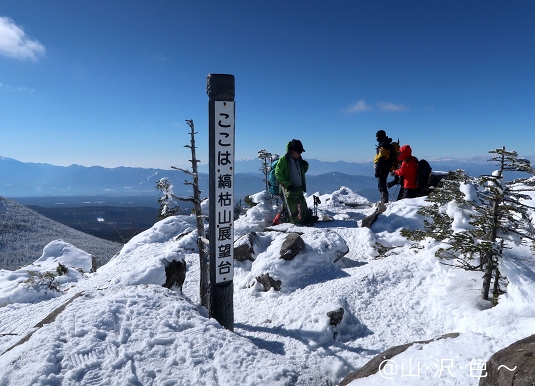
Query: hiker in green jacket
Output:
[[275, 139, 317, 225]]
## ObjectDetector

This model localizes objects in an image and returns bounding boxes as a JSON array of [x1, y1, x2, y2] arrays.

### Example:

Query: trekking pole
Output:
[[393, 185, 400, 201], [280, 186, 295, 223], [313, 195, 321, 217]]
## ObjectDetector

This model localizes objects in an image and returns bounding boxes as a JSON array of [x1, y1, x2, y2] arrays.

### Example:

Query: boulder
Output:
[[479, 334, 535, 386], [280, 233, 305, 260], [234, 232, 257, 262], [327, 307, 344, 326], [163, 259, 186, 291]]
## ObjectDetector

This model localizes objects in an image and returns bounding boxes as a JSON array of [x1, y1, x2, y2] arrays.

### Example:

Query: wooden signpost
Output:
[[207, 74, 235, 331]]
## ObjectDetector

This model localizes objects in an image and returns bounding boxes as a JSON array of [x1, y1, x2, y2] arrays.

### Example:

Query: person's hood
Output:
[[399, 144, 412, 160]]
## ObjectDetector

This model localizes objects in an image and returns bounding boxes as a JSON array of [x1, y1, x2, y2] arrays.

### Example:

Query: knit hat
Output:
[[376, 130, 386, 140], [290, 139, 305, 153]]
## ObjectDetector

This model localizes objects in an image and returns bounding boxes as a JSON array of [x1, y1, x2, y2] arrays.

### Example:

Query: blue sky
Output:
[[1, 1, 534, 169]]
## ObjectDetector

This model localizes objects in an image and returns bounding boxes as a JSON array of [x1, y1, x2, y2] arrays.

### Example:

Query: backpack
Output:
[[389, 140, 400, 171], [268, 159, 280, 195], [417, 159, 432, 188]]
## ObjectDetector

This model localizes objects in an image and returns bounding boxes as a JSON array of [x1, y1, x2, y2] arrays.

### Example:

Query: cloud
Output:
[[377, 101, 408, 112], [0, 82, 34, 93], [0, 16, 45, 61], [342, 99, 372, 114]]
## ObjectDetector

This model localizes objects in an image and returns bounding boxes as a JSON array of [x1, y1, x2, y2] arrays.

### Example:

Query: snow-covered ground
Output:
[[1, 187, 534, 385]]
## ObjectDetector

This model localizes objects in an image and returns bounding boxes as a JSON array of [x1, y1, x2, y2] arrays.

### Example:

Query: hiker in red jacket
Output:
[[392, 145, 418, 199]]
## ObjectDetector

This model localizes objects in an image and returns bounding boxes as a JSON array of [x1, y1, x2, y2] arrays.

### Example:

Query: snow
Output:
[[1, 186, 535, 385]]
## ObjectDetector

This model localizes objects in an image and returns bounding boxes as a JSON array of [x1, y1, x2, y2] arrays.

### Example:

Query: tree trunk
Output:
[[481, 252, 493, 300], [187, 120, 210, 309], [482, 170, 501, 301], [492, 267, 500, 298], [173, 120, 210, 309]]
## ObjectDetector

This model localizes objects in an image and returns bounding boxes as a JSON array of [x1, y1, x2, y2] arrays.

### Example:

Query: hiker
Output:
[[275, 139, 317, 225], [386, 143, 404, 200], [391, 144, 418, 199], [374, 130, 395, 204]]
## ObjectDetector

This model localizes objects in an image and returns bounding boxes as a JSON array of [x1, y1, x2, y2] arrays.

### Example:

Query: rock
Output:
[[361, 204, 387, 228], [327, 307, 344, 326], [479, 334, 535, 386], [163, 259, 186, 291], [280, 233, 305, 260], [234, 232, 257, 262], [339, 333, 460, 385], [256, 273, 281, 291]]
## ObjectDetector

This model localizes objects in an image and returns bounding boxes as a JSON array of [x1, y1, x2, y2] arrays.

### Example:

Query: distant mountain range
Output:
[[1, 155, 532, 203]]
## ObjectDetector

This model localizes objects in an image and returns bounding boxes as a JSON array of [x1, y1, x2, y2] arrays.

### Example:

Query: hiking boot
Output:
[[380, 191, 389, 204]]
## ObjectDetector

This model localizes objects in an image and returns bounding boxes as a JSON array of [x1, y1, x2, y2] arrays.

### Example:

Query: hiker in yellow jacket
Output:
[[374, 130, 395, 204]]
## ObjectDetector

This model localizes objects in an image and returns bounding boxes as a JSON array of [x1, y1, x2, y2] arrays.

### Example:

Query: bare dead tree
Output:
[[171, 119, 210, 309], [257, 149, 272, 192]]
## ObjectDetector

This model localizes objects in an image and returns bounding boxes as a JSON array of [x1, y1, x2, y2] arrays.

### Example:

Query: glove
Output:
[[374, 173, 380, 178], [390, 171, 396, 177], [387, 181, 396, 189]]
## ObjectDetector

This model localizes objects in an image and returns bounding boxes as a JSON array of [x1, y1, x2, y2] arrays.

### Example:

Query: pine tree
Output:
[[402, 147, 535, 303], [155, 177, 182, 220], [477, 147, 535, 300]]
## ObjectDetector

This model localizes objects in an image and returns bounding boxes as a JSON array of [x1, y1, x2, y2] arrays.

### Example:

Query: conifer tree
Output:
[[401, 147, 535, 303], [477, 147, 535, 300], [155, 177, 182, 220]]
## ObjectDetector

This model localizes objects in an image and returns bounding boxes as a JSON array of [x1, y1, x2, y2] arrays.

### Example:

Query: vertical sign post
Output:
[[207, 74, 235, 331]]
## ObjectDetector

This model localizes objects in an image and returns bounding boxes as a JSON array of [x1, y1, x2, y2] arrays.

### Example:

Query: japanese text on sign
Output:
[[213, 101, 235, 283]]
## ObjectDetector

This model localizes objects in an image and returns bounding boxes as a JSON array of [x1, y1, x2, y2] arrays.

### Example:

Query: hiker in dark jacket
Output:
[[275, 139, 316, 225], [392, 144, 418, 199], [373, 130, 394, 204]]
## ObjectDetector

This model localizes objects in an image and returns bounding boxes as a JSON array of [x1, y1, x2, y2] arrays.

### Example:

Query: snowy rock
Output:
[[255, 273, 281, 291], [163, 259, 186, 291], [280, 233, 305, 260], [33, 240, 95, 273], [238, 228, 349, 293], [339, 333, 460, 385], [234, 232, 257, 262], [481, 334, 535, 386], [234, 191, 279, 238], [0, 240, 92, 305], [327, 307, 344, 326]]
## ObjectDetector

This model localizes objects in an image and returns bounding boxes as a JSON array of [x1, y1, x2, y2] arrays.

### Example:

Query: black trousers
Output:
[[378, 173, 389, 203], [403, 188, 418, 199]]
